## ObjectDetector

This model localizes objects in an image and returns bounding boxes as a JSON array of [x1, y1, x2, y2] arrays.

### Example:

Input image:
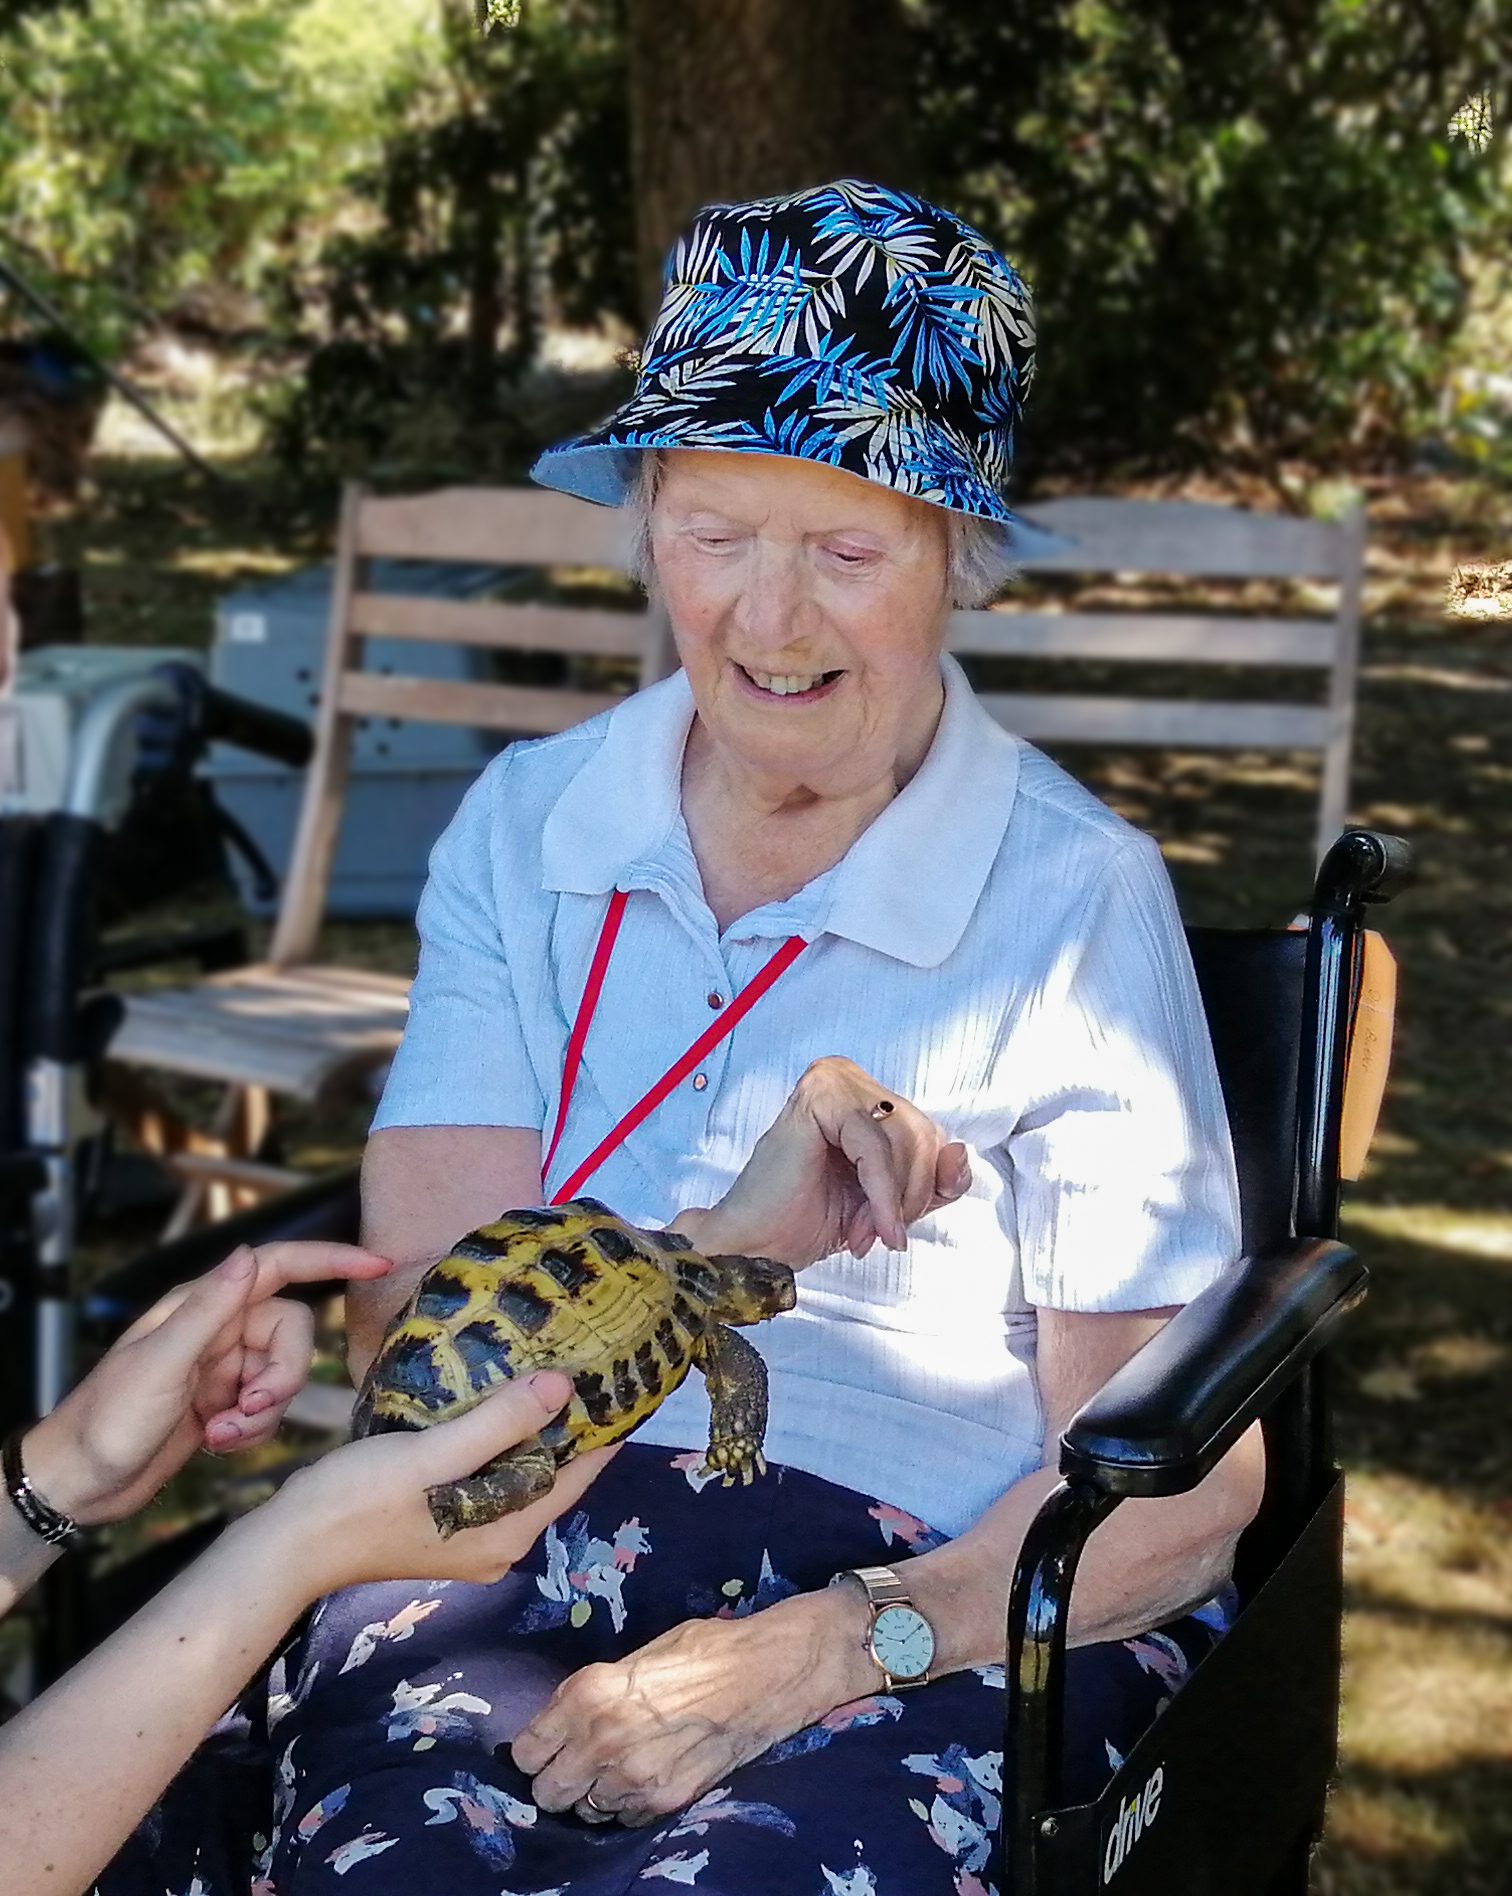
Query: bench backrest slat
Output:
[[954, 498, 1366, 865], [272, 484, 660, 965]]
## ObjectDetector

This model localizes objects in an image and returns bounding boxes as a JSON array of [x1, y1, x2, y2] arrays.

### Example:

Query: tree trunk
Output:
[[626, 0, 915, 324], [464, 179, 504, 415]]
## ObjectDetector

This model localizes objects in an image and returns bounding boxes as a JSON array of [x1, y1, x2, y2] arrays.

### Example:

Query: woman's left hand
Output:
[[512, 1589, 871, 1827]]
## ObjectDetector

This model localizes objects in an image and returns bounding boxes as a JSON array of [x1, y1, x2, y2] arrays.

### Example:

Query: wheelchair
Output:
[[0, 665, 313, 1683], [1003, 824, 1410, 1893], [16, 823, 1410, 1893]]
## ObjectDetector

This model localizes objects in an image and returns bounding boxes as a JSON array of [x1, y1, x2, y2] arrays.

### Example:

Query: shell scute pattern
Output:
[[356, 1200, 797, 1528]]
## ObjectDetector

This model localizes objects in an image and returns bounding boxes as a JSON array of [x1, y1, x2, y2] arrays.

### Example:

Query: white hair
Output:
[[622, 449, 1019, 609]]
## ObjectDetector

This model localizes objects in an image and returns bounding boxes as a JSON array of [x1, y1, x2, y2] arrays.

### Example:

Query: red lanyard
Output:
[[543, 889, 808, 1203]]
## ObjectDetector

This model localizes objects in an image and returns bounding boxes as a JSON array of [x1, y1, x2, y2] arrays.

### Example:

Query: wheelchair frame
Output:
[[1001, 827, 1410, 1893]]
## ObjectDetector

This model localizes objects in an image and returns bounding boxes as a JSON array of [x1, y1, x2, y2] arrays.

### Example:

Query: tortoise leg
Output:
[[697, 1324, 770, 1487], [426, 1431, 558, 1538]]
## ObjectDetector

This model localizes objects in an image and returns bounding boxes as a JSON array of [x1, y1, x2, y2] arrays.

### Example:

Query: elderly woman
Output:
[[249, 181, 1259, 1894]]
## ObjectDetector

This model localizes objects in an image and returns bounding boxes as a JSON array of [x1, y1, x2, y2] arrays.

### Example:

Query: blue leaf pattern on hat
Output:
[[764, 333, 892, 410], [531, 178, 1044, 535], [882, 276, 985, 395]]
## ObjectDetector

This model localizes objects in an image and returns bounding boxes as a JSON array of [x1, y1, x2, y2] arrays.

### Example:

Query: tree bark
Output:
[[626, 0, 915, 323]]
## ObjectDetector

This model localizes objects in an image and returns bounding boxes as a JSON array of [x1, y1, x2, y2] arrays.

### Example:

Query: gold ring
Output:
[[869, 1099, 895, 1120], [580, 1789, 613, 1820]]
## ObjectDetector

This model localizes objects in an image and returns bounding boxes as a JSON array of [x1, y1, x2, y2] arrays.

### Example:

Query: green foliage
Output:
[[263, 0, 633, 479], [0, 0, 354, 353], [12, 0, 1501, 478], [905, 0, 1512, 477], [286, 0, 435, 154]]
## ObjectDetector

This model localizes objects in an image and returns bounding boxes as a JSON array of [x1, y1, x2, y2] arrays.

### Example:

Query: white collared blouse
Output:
[[373, 655, 1242, 1537]]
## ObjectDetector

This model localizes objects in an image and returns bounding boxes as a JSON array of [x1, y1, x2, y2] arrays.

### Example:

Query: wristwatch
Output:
[[829, 1563, 936, 1690]]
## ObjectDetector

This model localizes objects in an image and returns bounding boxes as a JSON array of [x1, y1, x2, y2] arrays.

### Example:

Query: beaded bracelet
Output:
[[2, 1427, 79, 1549]]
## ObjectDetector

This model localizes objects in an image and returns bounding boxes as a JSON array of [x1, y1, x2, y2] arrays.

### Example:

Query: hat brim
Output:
[[529, 417, 1076, 563]]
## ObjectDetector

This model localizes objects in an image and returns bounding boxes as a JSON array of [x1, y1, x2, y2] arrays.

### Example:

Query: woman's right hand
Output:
[[257, 1372, 614, 1599]]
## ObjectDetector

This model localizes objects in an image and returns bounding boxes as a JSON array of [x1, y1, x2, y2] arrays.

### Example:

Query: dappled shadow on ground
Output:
[[1316, 1758, 1512, 1896]]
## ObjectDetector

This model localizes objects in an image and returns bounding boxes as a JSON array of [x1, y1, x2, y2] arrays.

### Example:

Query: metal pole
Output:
[[0, 253, 229, 489]]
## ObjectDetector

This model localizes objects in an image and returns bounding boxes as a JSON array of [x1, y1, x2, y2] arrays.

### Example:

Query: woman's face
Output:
[[650, 449, 950, 797]]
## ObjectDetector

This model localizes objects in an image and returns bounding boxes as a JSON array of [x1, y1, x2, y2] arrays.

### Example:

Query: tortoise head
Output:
[[706, 1253, 797, 1325]]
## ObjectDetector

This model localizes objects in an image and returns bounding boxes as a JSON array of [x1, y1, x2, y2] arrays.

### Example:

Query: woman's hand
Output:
[[678, 1055, 971, 1266], [512, 1586, 874, 1826], [20, 1241, 392, 1527], [257, 1373, 616, 1598]]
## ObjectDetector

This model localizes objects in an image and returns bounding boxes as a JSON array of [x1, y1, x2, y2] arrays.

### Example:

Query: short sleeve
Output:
[[370, 754, 547, 1133], [1004, 835, 1242, 1311]]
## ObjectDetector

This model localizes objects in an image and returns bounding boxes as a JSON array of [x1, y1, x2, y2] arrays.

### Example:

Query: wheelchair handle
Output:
[[199, 680, 313, 769], [1313, 828, 1413, 915], [147, 662, 314, 770]]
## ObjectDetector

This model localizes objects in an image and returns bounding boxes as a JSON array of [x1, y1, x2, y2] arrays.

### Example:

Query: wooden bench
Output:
[[106, 483, 665, 1230], [107, 483, 1367, 1227]]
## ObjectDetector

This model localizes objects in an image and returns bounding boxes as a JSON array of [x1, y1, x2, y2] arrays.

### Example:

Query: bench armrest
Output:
[[1059, 1237, 1366, 1498]]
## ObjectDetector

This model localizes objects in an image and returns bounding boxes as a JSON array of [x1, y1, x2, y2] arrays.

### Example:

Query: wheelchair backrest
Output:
[[1184, 926, 1309, 1256]]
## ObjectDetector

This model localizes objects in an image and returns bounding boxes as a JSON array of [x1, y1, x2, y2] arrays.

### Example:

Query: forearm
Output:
[[0, 1508, 308, 1896], [0, 1499, 59, 1619], [352, 1124, 544, 1380], [901, 1424, 1264, 1673], [716, 1428, 1261, 1751]]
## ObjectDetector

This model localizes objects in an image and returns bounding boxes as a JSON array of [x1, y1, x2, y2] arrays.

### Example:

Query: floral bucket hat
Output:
[[530, 177, 1071, 557]]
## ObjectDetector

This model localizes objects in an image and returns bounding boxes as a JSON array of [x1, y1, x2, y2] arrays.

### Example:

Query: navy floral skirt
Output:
[[102, 1446, 1228, 1896]]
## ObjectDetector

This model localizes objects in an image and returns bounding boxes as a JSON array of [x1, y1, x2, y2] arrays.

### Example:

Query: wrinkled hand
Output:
[[512, 1591, 868, 1827], [264, 1374, 617, 1597], [22, 1241, 392, 1526], [681, 1056, 971, 1267]]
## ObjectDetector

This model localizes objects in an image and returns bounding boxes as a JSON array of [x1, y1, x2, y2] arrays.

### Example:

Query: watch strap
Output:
[[846, 1563, 913, 1608]]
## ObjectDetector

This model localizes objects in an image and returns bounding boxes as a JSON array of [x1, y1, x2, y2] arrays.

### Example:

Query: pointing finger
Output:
[[130, 1247, 260, 1378], [244, 1241, 394, 1304]]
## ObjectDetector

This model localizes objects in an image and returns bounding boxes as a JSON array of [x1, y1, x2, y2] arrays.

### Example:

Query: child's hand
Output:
[[21, 1242, 392, 1525], [262, 1373, 615, 1595]]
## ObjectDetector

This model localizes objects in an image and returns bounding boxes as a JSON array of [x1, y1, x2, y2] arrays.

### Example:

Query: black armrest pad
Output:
[[83, 1166, 362, 1335], [1059, 1237, 1366, 1497]]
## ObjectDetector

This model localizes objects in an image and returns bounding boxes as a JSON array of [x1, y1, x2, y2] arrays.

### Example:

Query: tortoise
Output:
[[353, 1198, 796, 1536]]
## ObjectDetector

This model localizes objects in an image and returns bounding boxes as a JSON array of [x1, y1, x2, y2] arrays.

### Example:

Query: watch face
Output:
[[870, 1603, 935, 1680]]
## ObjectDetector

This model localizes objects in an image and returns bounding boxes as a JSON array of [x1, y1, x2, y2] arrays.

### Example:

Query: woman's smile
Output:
[[731, 660, 847, 704]]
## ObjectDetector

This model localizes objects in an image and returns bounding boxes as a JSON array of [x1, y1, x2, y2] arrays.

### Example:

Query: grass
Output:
[[20, 393, 1512, 1891]]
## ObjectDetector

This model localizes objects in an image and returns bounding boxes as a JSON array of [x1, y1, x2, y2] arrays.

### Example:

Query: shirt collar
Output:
[[542, 669, 695, 896], [541, 653, 1021, 969]]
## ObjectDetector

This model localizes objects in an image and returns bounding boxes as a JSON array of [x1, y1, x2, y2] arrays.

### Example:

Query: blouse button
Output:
[[692, 1072, 709, 1092], [707, 991, 724, 1009]]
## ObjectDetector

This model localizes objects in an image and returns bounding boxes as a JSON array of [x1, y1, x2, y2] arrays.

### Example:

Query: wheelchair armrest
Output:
[[1058, 1237, 1366, 1498], [82, 1165, 362, 1339]]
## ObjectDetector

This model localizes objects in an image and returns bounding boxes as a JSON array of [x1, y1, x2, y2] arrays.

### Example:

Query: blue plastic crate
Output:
[[207, 559, 511, 919]]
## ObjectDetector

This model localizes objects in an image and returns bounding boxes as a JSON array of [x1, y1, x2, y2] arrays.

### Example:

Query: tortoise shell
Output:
[[353, 1199, 795, 1530]]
